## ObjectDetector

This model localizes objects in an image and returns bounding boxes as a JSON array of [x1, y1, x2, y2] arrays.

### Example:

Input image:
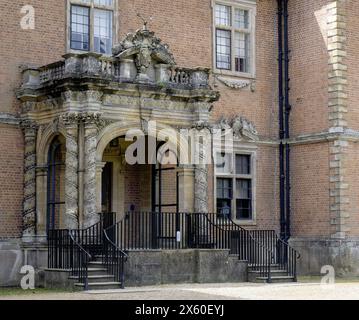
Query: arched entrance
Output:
[[99, 136, 179, 218], [46, 135, 65, 232]]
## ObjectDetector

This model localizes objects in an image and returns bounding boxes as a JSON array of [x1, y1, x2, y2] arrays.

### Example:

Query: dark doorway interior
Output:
[[101, 162, 113, 213]]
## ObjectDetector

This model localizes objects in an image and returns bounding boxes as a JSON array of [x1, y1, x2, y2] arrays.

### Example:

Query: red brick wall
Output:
[[291, 142, 331, 237], [0, 124, 23, 238]]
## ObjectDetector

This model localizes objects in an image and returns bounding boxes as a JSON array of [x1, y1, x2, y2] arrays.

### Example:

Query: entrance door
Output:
[[101, 162, 113, 213], [151, 146, 179, 246]]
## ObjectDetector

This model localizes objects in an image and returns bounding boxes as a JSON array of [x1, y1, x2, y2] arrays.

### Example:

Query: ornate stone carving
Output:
[[216, 76, 256, 92], [214, 116, 258, 141], [113, 28, 175, 83], [96, 118, 117, 134], [84, 122, 99, 228], [79, 112, 102, 124], [86, 90, 103, 103], [22, 101, 36, 113], [192, 120, 212, 131], [64, 126, 79, 229], [61, 112, 80, 126], [20, 119, 38, 238], [232, 116, 258, 140], [62, 90, 75, 103]]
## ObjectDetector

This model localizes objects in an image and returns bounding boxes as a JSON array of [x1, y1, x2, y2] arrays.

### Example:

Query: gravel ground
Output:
[[2, 281, 359, 300]]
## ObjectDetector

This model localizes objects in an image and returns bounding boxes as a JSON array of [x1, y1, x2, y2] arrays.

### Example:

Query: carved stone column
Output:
[[177, 165, 195, 213], [62, 113, 79, 229], [193, 126, 210, 214], [192, 125, 211, 246], [21, 120, 37, 242], [96, 162, 106, 213], [83, 113, 101, 228]]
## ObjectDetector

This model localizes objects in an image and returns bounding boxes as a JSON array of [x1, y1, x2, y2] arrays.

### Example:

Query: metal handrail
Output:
[[102, 224, 128, 288], [69, 230, 92, 260], [103, 226, 129, 260], [69, 230, 91, 290], [199, 213, 274, 281]]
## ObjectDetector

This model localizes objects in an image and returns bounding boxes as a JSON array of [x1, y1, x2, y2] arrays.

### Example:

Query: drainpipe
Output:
[[283, 0, 291, 241], [277, 0, 286, 240]]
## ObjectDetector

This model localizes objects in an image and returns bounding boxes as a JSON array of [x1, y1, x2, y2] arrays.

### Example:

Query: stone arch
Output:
[[36, 120, 67, 237], [96, 120, 190, 163], [37, 120, 67, 165], [96, 120, 194, 215]]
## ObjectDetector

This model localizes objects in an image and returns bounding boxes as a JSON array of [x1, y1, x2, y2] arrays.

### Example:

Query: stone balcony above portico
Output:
[[17, 28, 219, 108]]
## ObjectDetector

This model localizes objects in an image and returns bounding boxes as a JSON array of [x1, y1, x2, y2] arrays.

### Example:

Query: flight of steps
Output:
[[71, 255, 123, 290], [248, 264, 296, 283]]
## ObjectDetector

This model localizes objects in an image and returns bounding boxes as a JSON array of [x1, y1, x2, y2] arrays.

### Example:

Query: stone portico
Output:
[[17, 27, 220, 243]]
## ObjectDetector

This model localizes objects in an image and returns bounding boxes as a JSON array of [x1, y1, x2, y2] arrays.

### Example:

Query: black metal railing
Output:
[[105, 212, 299, 282], [194, 213, 275, 280], [47, 213, 126, 289], [103, 225, 128, 288], [69, 230, 91, 289], [213, 219, 300, 281], [48, 229, 72, 269], [48, 212, 299, 285], [249, 230, 300, 281]]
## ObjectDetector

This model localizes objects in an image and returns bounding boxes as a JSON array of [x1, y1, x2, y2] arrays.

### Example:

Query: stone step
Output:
[[75, 282, 123, 291], [253, 275, 296, 283], [87, 268, 109, 276], [248, 269, 289, 282], [248, 264, 282, 269], [70, 275, 115, 283], [87, 261, 106, 268]]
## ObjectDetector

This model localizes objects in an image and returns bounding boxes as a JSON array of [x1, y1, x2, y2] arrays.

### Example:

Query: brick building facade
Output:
[[0, 0, 358, 286]]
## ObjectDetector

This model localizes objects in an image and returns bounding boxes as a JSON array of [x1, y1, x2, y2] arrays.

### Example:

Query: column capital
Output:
[[96, 161, 107, 171], [20, 119, 38, 134]]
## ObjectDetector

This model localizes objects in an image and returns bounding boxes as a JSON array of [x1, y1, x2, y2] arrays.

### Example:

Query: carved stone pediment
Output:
[[214, 116, 258, 141], [113, 28, 175, 83]]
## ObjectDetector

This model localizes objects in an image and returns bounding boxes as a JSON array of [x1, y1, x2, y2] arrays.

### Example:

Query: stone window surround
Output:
[[211, 0, 257, 79], [213, 142, 257, 226], [66, 0, 118, 56]]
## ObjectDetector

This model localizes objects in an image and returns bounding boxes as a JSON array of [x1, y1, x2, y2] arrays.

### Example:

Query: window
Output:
[[215, 153, 254, 221], [213, 1, 255, 75], [69, 0, 115, 55]]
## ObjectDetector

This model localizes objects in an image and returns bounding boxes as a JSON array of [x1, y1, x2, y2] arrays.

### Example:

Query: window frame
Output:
[[212, 0, 256, 78], [67, 0, 118, 56], [214, 148, 257, 225]]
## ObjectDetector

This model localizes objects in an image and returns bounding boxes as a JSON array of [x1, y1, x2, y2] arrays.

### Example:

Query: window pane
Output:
[[234, 32, 250, 72], [94, 0, 113, 6], [217, 199, 232, 217], [216, 29, 231, 70], [71, 6, 90, 51], [236, 179, 252, 219], [217, 178, 232, 199], [236, 154, 251, 174], [236, 199, 252, 219], [234, 8, 249, 29], [217, 178, 232, 217], [216, 153, 232, 174], [215, 4, 231, 26], [94, 9, 113, 54], [236, 179, 251, 199]]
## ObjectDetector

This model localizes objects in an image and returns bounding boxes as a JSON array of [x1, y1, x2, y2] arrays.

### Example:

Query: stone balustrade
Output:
[[20, 53, 210, 90]]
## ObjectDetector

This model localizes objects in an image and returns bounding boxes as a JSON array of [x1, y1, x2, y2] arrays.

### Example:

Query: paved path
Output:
[[2, 282, 359, 300]]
